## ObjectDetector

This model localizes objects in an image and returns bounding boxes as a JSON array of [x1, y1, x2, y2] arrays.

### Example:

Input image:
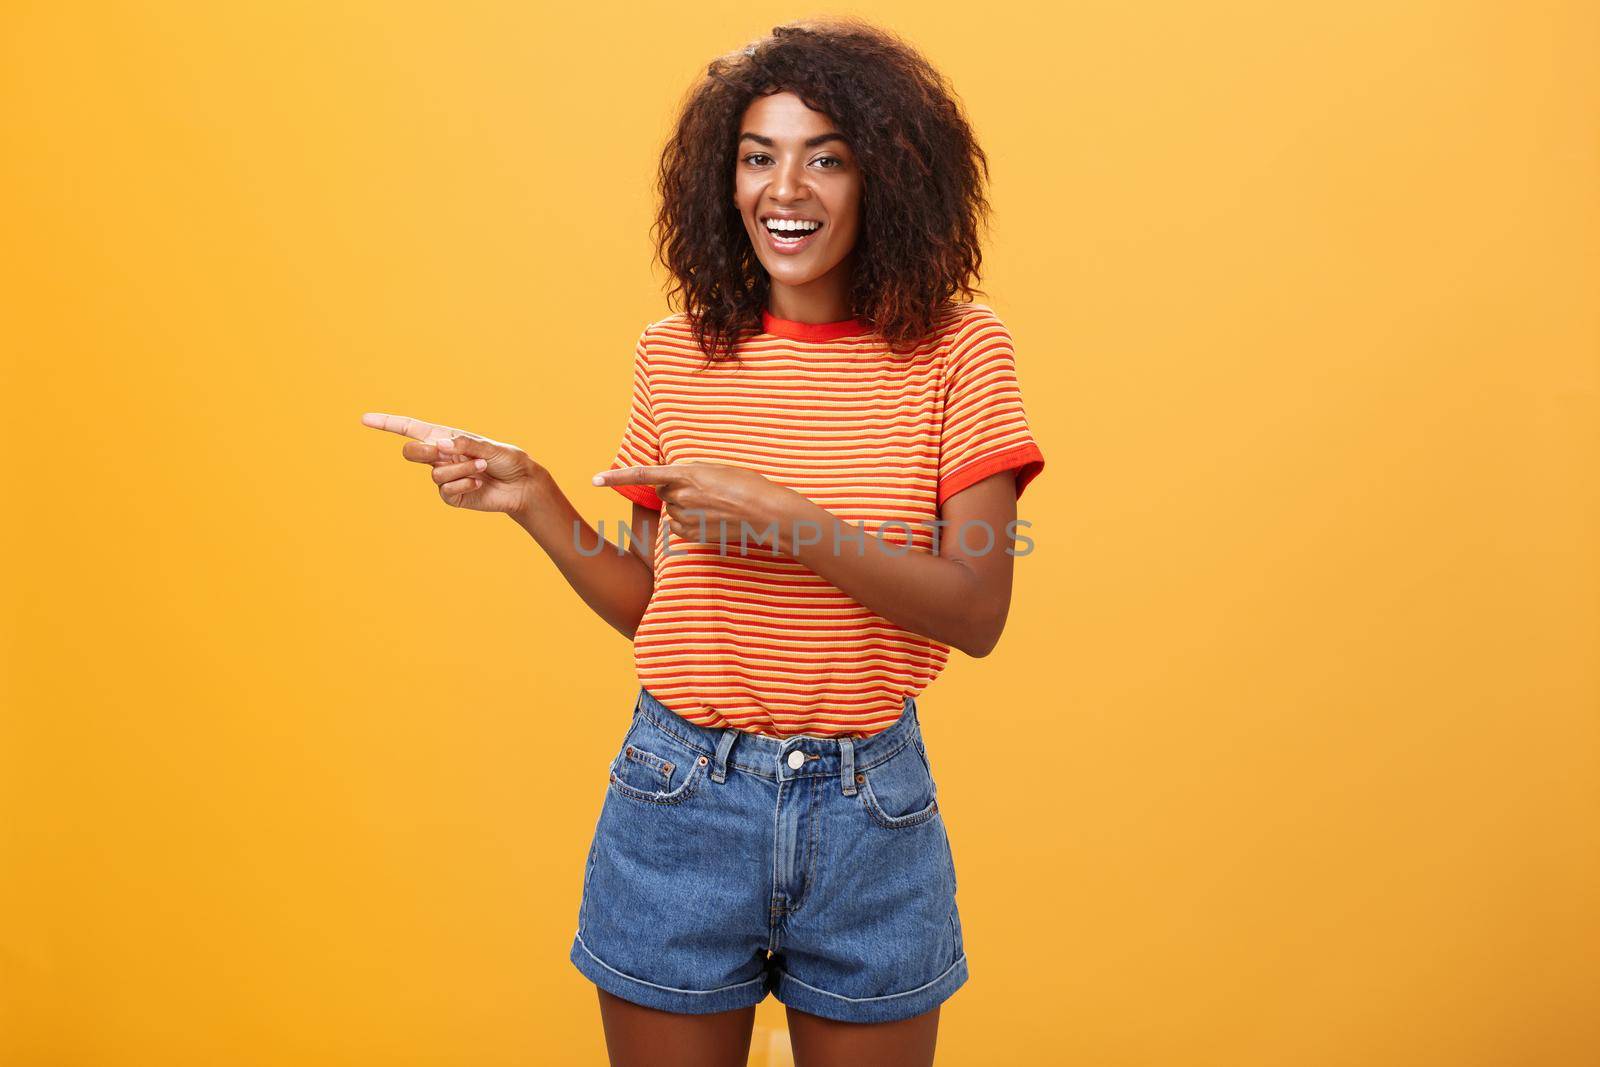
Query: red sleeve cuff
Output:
[[937, 443, 1045, 508], [611, 483, 663, 510]]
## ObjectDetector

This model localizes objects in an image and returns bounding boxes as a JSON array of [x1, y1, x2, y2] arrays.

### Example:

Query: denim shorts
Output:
[[569, 686, 968, 1024]]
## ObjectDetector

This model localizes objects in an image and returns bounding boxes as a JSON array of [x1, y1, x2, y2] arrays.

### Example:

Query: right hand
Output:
[[361, 412, 545, 515]]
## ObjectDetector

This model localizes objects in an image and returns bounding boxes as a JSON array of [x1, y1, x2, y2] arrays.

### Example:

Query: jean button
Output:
[[786, 750, 805, 769]]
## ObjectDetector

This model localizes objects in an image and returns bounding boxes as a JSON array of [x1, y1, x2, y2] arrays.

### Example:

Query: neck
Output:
[[766, 257, 855, 323]]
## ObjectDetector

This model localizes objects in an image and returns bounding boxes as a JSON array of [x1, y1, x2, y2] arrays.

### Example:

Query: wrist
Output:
[[509, 465, 558, 528]]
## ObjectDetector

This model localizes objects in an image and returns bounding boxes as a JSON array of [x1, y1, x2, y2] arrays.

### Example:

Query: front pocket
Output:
[[608, 737, 706, 805], [857, 738, 940, 829]]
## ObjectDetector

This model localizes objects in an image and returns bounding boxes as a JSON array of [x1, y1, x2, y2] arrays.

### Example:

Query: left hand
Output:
[[592, 462, 793, 549]]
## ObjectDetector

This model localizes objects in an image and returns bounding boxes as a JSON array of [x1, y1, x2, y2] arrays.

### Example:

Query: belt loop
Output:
[[840, 737, 856, 796], [712, 728, 738, 783]]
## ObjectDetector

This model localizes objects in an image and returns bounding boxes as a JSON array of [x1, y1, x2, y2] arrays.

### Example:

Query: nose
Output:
[[769, 156, 810, 204]]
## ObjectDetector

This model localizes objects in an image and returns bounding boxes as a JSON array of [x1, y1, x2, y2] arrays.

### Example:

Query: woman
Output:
[[362, 17, 1044, 1067]]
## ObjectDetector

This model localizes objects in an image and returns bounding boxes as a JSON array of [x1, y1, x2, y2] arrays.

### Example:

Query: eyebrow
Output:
[[738, 131, 849, 149]]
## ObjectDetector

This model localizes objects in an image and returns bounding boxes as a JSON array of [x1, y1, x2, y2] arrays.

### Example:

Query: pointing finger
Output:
[[592, 464, 684, 488], [361, 412, 450, 440]]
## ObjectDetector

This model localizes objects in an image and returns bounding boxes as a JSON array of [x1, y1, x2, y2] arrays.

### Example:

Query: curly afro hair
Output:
[[652, 16, 994, 364]]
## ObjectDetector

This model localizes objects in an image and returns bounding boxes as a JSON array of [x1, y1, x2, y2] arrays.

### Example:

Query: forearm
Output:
[[767, 492, 1000, 657], [509, 471, 653, 640]]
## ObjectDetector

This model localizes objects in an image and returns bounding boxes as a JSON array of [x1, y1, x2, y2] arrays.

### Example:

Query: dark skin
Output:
[[360, 89, 1018, 1065], [595, 987, 939, 1067]]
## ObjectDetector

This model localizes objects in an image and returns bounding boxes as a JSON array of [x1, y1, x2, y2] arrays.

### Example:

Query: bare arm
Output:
[[772, 472, 1022, 658], [509, 474, 657, 640], [595, 460, 1027, 658]]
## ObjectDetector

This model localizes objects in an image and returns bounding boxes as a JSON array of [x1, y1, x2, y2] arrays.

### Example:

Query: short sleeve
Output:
[[938, 306, 1046, 507], [605, 324, 664, 511]]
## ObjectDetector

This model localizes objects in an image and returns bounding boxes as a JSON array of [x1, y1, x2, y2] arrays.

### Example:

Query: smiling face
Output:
[[732, 91, 863, 321]]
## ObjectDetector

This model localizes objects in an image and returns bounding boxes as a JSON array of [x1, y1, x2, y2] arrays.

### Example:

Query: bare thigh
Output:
[[786, 1002, 940, 1067], [596, 987, 757, 1067]]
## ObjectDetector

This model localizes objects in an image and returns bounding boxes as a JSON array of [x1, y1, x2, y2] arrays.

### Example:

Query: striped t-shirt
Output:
[[604, 301, 1045, 738]]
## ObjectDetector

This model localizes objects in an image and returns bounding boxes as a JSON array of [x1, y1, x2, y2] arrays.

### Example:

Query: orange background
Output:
[[3, 3, 1596, 1064]]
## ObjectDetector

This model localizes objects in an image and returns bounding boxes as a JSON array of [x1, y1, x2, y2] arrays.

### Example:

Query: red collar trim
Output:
[[761, 309, 870, 342]]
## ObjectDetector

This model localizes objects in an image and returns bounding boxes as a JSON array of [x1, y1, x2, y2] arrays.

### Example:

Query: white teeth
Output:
[[764, 218, 821, 233]]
